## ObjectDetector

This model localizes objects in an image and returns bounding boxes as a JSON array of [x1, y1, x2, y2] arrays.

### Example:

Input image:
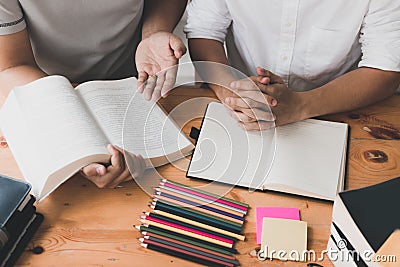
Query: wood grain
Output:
[[0, 89, 398, 266]]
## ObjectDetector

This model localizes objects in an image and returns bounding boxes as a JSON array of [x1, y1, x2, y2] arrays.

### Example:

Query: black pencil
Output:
[[140, 241, 235, 267], [142, 235, 239, 265]]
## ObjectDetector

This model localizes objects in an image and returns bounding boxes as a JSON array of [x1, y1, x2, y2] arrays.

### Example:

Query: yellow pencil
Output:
[[139, 219, 233, 248], [147, 210, 245, 241]]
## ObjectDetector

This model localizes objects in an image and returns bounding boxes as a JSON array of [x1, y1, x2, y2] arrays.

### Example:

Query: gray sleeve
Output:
[[0, 0, 26, 35]]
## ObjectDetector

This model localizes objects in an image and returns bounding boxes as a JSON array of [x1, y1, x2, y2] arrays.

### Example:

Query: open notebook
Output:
[[187, 102, 348, 201]]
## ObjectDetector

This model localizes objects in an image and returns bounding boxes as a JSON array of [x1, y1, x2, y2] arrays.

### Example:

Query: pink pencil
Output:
[[162, 182, 247, 211], [144, 215, 234, 244]]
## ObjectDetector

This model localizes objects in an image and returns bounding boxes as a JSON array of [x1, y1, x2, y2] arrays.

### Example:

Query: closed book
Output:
[[329, 177, 400, 266]]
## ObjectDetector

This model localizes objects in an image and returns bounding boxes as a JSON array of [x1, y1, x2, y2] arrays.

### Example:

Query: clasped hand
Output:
[[224, 67, 304, 130]]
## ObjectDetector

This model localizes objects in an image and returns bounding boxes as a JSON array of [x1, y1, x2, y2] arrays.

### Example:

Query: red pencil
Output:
[[143, 215, 234, 244]]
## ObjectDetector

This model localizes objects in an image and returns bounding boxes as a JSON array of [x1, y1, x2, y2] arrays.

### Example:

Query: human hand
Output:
[[225, 67, 304, 129], [81, 144, 145, 188], [136, 32, 187, 101]]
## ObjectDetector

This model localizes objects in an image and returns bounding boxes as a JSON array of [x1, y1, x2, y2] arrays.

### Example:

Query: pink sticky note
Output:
[[256, 207, 300, 244]]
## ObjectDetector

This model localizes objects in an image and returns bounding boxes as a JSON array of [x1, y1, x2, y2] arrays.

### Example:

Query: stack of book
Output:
[[0, 174, 43, 267], [329, 177, 400, 266], [136, 179, 248, 266]]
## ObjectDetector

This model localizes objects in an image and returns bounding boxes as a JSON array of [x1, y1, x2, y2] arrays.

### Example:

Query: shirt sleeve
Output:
[[184, 0, 232, 43], [0, 0, 26, 35], [358, 0, 400, 72]]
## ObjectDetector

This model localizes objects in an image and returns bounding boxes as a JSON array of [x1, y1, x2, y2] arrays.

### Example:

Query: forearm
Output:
[[142, 0, 187, 39], [0, 30, 47, 106], [300, 67, 400, 119], [0, 65, 46, 106], [189, 38, 237, 100]]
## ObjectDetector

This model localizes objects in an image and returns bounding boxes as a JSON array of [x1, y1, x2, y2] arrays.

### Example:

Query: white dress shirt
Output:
[[184, 0, 400, 91], [0, 0, 143, 82]]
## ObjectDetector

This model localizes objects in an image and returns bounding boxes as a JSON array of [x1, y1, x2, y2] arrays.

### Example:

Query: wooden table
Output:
[[1, 88, 399, 267]]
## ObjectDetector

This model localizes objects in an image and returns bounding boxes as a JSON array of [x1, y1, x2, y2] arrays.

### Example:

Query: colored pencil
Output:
[[142, 231, 235, 259], [161, 179, 249, 209], [143, 231, 236, 260], [156, 186, 247, 215], [142, 215, 234, 244], [149, 210, 245, 241], [155, 190, 245, 217], [136, 225, 238, 254], [152, 199, 243, 229], [155, 192, 244, 220], [141, 238, 235, 267], [140, 243, 232, 267], [150, 200, 242, 233], [140, 219, 233, 248], [143, 213, 237, 242], [143, 235, 239, 265], [153, 196, 244, 224]]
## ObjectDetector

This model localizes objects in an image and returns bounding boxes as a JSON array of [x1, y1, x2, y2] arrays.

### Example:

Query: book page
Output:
[[0, 76, 110, 199], [266, 119, 347, 200], [76, 77, 194, 167], [187, 102, 276, 189], [187, 102, 347, 200]]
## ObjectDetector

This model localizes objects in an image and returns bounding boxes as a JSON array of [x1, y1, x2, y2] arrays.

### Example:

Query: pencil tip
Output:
[[140, 243, 147, 248], [139, 237, 144, 242], [134, 225, 141, 230]]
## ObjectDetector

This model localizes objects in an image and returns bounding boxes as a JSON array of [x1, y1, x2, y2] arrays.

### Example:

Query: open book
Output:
[[0, 76, 194, 201], [187, 102, 348, 201]]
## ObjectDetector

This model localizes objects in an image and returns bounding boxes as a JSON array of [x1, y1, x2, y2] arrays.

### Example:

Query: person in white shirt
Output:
[[0, 0, 188, 188], [185, 0, 400, 130]]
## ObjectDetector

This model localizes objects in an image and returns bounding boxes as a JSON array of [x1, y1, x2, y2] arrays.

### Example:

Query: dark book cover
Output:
[[340, 177, 400, 252], [0, 174, 43, 267]]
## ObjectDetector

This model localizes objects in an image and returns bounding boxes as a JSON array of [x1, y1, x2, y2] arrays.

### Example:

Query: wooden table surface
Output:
[[1, 88, 399, 267]]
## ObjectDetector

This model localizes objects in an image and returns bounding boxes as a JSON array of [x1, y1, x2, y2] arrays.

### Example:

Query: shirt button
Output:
[[286, 22, 293, 27], [282, 55, 288, 61]]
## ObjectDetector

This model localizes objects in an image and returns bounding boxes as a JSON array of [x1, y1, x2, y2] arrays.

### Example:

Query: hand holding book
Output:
[[81, 144, 145, 189], [0, 76, 194, 201]]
